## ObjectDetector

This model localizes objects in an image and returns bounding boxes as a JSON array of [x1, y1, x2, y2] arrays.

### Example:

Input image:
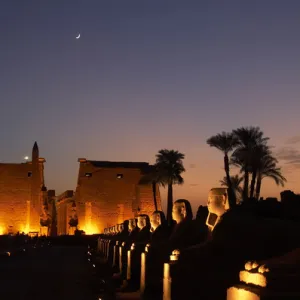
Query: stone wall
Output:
[[56, 190, 74, 235], [75, 160, 161, 234], [0, 163, 31, 234], [0, 142, 45, 235], [137, 184, 161, 216]]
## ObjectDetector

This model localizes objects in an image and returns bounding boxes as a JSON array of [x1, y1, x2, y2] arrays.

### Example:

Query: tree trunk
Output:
[[224, 154, 236, 208], [167, 183, 173, 226], [152, 181, 158, 211], [255, 174, 262, 200], [249, 169, 257, 199], [243, 167, 249, 201]]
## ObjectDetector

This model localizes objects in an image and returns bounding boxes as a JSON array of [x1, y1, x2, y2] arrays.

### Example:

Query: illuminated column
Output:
[[113, 241, 119, 267], [163, 250, 180, 300], [140, 252, 146, 294], [126, 245, 133, 280], [119, 243, 124, 272], [163, 263, 171, 300], [140, 244, 151, 294]]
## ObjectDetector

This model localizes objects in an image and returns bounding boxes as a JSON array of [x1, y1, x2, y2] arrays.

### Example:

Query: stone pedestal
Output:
[[227, 285, 260, 300]]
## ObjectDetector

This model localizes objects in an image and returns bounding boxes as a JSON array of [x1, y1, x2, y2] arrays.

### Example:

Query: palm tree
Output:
[[139, 165, 160, 211], [220, 174, 243, 203], [248, 144, 274, 198], [155, 149, 185, 226], [232, 126, 269, 201], [255, 157, 286, 199], [207, 132, 239, 208]]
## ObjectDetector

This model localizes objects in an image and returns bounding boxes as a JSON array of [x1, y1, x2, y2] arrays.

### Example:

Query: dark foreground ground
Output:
[[0, 243, 98, 300]]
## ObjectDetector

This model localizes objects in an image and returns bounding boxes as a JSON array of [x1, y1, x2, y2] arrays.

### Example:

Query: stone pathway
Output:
[[0, 245, 97, 300]]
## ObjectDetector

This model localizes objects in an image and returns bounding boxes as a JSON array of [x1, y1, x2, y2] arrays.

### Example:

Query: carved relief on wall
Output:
[[40, 200, 51, 227], [69, 201, 78, 228], [40, 186, 51, 228]]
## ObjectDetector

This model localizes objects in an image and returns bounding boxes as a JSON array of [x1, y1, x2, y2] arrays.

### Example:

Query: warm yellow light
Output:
[[227, 286, 260, 300], [145, 244, 150, 252], [245, 261, 259, 271], [84, 223, 99, 235], [170, 249, 180, 261], [20, 224, 30, 234], [239, 270, 267, 287], [0, 226, 4, 235]]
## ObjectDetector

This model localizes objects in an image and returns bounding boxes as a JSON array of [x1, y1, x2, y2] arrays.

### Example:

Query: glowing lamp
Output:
[[170, 249, 180, 261]]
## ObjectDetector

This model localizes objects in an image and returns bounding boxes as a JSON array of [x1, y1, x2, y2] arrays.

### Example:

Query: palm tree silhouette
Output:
[[139, 165, 160, 211], [232, 126, 269, 201], [220, 174, 243, 203], [248, 144, 272, 198], [207, 132, 239, 208], [255, 156, 286, 199], [155, 149, 185, 226]]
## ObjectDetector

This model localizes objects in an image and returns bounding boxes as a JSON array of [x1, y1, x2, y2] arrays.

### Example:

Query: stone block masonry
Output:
[[74, 159, 161, 234]]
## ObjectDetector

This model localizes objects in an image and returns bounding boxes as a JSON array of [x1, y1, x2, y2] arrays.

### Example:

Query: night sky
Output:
[[1, 1, 300, 212]]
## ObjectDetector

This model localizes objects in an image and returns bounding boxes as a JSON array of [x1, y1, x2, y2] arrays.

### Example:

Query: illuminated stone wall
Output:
[[75, 159, 161, 234], [0, 142, 45, 234], [0, 163, 31, 234], [56, 190, 74, 235]]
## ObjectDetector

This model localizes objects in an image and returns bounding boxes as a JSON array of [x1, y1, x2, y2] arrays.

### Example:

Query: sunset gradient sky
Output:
[[1, 1, 300, 213]]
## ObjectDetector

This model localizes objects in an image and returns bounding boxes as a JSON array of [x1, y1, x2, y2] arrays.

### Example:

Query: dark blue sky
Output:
[[1, 1, 300, 210]]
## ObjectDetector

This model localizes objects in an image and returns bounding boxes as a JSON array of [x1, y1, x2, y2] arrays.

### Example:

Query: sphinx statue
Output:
[[206, 187, 229, 231], [128, 218, 136, 232], [135, 214, 151, 243], [40, 201, 51, 226], [68, 201, 78, 234]]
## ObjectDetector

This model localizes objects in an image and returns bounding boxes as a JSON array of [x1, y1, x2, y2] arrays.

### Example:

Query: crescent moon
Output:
[[76, 33, 81, 39]]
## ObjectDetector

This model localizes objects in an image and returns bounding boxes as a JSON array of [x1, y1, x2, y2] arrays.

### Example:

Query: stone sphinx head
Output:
[[128, 218, 137, 232], [137, 214, 150, 230], [206, 188, 229, 230], [113, 225, 118, 234], [150, 211, 166, 232], [172, 199, 193, 224], [118, 223, 124, 233]]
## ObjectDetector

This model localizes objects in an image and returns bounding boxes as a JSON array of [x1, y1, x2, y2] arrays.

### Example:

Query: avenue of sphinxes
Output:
[[0, 142, 161, 235]]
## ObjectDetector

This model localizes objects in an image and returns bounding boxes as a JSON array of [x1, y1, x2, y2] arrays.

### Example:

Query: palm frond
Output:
[[155, 149, 186, 185], [207, 132, 239, 154]]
